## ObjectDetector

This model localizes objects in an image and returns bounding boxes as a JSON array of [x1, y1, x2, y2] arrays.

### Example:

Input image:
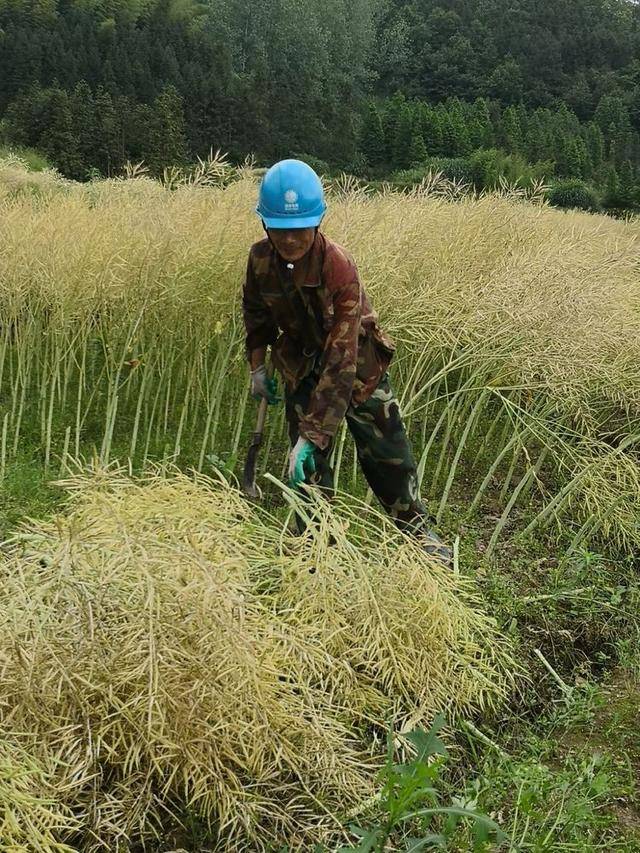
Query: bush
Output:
[[391, 157, 474, 188], [427, 156, 474, 184], [0, 145, 51, 172], [469, 148, 504, 190], [290, 152, 332, 176], [547, 179, 600, 212], [0, 153, 67, 201], [470, 149, 554, 191]]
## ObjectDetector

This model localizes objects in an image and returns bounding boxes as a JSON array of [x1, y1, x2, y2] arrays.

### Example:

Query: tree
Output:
[[556, 137, 582, 178], [565, 72, 593, 120], [594, 94, 630, 139], [420, 106, 443, 156], [585, 122, 605, 174], [500, 106, 523, 153], [471, 97, 494, 148], [525, 113, 545, 162], [617, 160, 637, 209], [382, 91, 407, 165], [0, 0, 639, 188], [2, 85, 44, 148], [70, 80, 97, 176], [574, 135, 591, 179], [146, 84, 188, 176], [392, 103, 413, 170], [487, 57, 524, 103], [38, 86, 82, 177], [409, 123, 428, 166], [440, 109, 470, 157], [359, 102, 386, 169], [94, 86, 121, 176], [603, 163, 620, 209]]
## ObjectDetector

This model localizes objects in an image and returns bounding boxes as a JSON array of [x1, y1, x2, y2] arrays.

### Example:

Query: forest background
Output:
[[1, 0, 640, 212]]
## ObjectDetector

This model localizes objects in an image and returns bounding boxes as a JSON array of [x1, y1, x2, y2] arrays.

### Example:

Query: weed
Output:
[[337, 717, 505, 852]]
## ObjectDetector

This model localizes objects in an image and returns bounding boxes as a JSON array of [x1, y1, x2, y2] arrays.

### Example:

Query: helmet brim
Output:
[[260, 213, 325, 229]]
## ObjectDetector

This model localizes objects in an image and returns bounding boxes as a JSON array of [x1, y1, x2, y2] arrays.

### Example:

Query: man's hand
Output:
[[288, 437, 316, 488], [250, 364, 280, 405]]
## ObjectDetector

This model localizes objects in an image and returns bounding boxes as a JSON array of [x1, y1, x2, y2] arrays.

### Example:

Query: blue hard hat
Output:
[[256, 159, 326, 228]]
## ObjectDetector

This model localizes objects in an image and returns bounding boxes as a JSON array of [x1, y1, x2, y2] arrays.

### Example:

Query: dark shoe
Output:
[[422, 530, 453, 566]]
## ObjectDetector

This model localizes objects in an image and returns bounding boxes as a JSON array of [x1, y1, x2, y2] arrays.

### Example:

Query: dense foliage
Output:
[[0, 0, 639, 205], [362, 93, 639, 210]]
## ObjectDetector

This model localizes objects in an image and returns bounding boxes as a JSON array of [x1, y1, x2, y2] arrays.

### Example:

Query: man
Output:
[[242, 158, 451, 562]]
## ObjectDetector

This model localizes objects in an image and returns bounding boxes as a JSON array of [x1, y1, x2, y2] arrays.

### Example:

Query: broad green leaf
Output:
[[401, 806, 506, 841], [405, 834, 447, 851], [337, 825, 383, 852], [404, 716, 448, 762]]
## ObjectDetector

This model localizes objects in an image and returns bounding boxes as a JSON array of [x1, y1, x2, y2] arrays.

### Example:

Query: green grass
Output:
[[0, 145, 52, 171], [0, 450, 65, 536], [450, 672, 640, 851]]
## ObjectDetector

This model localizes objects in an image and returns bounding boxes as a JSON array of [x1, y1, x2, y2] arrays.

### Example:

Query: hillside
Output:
[[0, 0, 638, 199]]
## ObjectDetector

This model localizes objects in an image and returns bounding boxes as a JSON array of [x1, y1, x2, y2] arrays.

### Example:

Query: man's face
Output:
[[267, 227, 316, 262]]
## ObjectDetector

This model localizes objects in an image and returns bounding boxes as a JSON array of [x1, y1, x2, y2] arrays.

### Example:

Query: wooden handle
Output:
[[254, 359, 275, 435], [255, 396, 269, 434]]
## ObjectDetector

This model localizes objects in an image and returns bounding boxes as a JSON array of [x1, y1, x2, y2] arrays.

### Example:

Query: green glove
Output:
[[250, 364, 280, 405], [288, 437, 316, 488]]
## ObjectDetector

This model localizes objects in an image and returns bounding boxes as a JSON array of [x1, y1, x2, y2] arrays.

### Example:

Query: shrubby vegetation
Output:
[[360, 94, 639, 211]]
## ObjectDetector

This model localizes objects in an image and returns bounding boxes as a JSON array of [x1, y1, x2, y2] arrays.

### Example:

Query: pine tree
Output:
[[38, 86, 83, 178], [516, 103, 528, 139], [440, 113, 458, 156], [409, 123, 428, 166], [631, 132, 640, 168], [595, 94, 630, 139], [468, 119, 484, 151], [2, 85, 45, 148], [94, 85, 121, 176], [539, 129, 555, 163], [617, 160, 636, 209], [526, 114, 544, 162], [500, 106, 522, 153], [124, 99, 155, 163], [70, 80, 97, 177], [608, 123, 620, 166], [382, 92, 407, 165], [421, 106, 443, 156], [554, 103, 580, 137], [359, 102, 386, 169], [557, 138, 582, 178], [603, 163, 620, 208], [487, 57, 523, 103], [392, 104, 413, 170], [471, 98, 493, 144], [440, 110, 470, 157], [445, 100, 472, 155], [147, 84, 188, 176], [574, 135, 591, 179], [586, 122, 605, 174], [456, 114, 472, 156]]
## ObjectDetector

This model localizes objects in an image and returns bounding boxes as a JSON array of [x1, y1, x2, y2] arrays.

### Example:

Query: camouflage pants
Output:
[[285, 372, 434, 534]]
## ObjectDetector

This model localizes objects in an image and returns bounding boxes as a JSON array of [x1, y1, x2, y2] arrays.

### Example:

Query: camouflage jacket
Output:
[[242, 232, 396, 449]]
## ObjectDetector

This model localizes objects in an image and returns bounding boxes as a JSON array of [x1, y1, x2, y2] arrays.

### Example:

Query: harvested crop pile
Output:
[[0, 467, 514, 851]]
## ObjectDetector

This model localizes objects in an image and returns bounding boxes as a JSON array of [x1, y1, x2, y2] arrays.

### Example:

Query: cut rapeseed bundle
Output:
[[0, 737, 77, 853], [0, 467, 513, 851]]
